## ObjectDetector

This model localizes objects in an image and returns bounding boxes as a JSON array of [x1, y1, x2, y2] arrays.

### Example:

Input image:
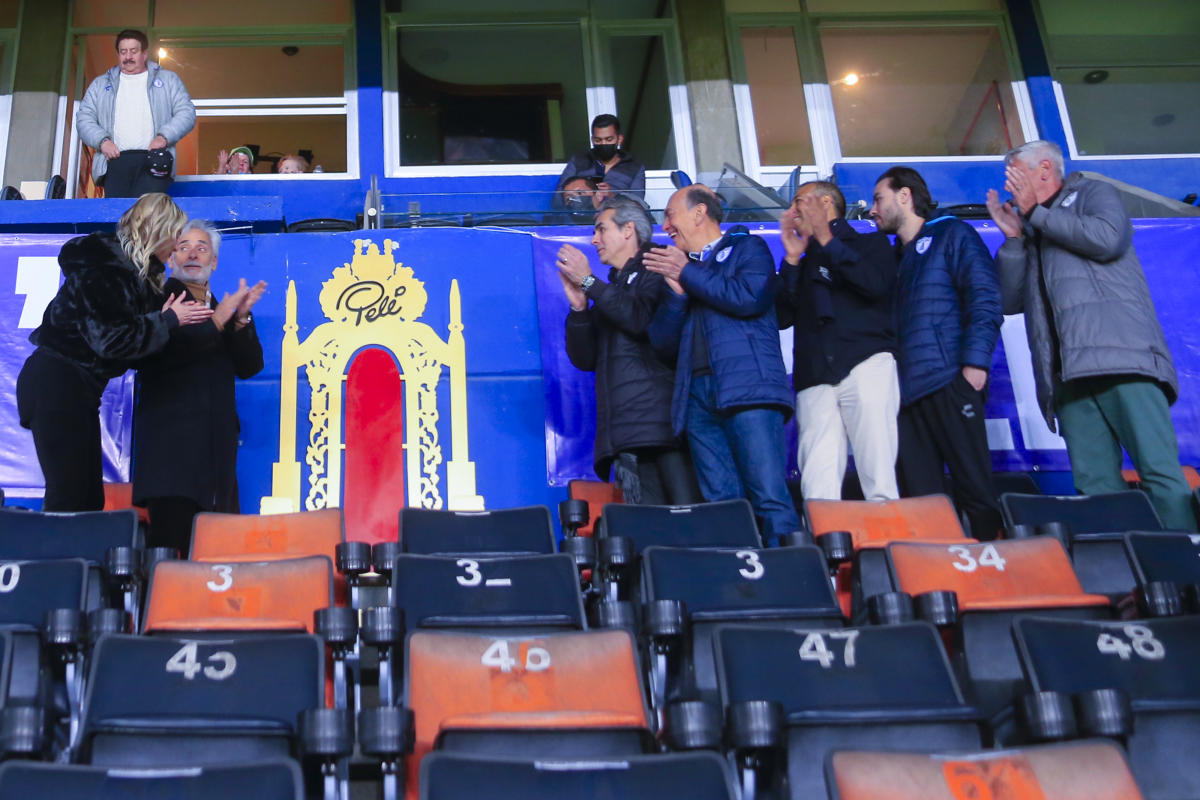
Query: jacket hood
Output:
[[104, 61, 163, 85]]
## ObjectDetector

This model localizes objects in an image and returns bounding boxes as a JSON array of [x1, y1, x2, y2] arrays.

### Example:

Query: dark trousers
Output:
[[16, 349, 105, 512], [145, 496, 202, 557], [617, 447, 703, 506], [103, 150, 172, 198], [897, 373, 1002, 540]]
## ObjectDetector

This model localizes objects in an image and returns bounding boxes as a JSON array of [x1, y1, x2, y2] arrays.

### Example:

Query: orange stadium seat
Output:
[[1123, 465, 1200, 491], [567, 480, 623, 537], [404, 628, 651, 800], [886, 538, 1111, 730], [806, 495, 973, 618], [101, 482, 150, 525], [142, 556, 333, 634], [190, 509, 349, 604], [827, 741, 1142, 800]]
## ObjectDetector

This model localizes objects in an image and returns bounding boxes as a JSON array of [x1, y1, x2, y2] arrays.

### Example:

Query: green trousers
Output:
[[1056, 375, 1197, 531]]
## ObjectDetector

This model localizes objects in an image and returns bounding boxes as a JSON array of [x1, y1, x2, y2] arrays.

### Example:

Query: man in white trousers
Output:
[[776, 181, 900, 500]]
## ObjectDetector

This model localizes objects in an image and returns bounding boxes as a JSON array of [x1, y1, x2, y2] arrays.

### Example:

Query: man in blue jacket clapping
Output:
[[645, 186, 800, 544], [871, 167, 1003, 540]]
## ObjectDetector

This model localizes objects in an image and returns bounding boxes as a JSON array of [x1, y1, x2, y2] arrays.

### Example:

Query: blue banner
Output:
[[0, 235, 134, 499]]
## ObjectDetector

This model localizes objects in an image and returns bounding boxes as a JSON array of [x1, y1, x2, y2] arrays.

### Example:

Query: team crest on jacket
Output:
[[1061, 191, 1078, 208], [915, 236, 932, 254], [716, 246, 732, 263]]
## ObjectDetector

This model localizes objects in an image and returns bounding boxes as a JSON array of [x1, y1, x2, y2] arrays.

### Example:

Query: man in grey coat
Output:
[[988, 139, 1196, 530], [76, 29, 195, 197]]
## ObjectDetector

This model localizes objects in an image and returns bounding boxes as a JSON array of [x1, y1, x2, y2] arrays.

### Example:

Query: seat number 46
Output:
[[481, 640, 551, 673]]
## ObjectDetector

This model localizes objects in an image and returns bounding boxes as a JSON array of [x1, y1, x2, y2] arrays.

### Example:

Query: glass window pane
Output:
[[179, 113, 347, 175], [73, 0, 149, 28], [154, 0, 350, 27], [397, 25, 587, 165], [740, 27, 813, 166], [1058, 67, 1200, 156], [388, 0, 587, 13], [820, 25, 1022, 157], [607, 34, 677, 171], [1038, 0, 1199, 66], [156, 44, 344, 99]]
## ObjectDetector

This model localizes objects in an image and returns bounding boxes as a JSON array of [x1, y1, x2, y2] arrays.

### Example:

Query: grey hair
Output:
[[179, 218, 222, 259], [1006, 140, 1064, 179], [796, 180, 846, 217], [599, 195, 653, 248]]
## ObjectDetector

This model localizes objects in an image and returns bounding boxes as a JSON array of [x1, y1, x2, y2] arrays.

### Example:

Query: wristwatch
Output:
[[580, 275, 597, 292]]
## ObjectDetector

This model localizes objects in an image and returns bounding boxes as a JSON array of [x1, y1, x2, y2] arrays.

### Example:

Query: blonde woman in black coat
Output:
[[16, 193, 212, 511]]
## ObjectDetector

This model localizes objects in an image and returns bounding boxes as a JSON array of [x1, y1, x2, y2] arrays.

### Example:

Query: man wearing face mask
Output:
[[132, 220, 266, 555], [553, 114, 646, 210]]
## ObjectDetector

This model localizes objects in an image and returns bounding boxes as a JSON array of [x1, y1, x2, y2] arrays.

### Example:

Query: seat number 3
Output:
[[735, 550, 764, 580]]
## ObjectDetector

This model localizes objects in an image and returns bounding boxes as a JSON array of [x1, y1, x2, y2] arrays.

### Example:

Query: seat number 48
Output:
[[1096, 625, 1165, 661]]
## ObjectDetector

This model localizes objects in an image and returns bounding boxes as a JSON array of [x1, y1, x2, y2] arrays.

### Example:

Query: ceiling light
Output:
[[1083, 70, 1109, 84], [844, 72, 860, 86], [157, 48, 167, 60]]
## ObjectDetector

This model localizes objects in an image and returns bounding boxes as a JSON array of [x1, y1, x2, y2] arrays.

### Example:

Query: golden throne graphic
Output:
[[261, 239, 483, 540]]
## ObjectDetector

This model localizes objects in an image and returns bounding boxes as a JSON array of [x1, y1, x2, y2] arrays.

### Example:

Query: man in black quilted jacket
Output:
[[872, 167, 1003, 540], [557, 196, 701, 505], [989, 140, 1195, 531]]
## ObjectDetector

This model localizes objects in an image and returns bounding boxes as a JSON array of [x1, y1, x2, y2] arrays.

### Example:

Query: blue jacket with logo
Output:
[[895, 216, 1002, 404], [648, 226, 794, 435]]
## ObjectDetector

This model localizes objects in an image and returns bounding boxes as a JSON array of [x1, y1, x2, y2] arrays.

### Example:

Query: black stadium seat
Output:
[[0, 508, 140, 612], [420, 752, 738, 800], [601, 500, 762, 553], [1125, 531, 1200, 593], [1000, 490, 1164, 596], [0, 760, 304, 799], [398, 506, 556, 556], [78, 633, 324, 767], [1015, 615, 1200, 799], [641, 544, 842, 706], [391, 553, 585, 633], [714, 622, 982, 800]]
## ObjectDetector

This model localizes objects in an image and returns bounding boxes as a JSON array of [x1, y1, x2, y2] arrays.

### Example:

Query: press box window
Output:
[[819, 24, 1023, 157]]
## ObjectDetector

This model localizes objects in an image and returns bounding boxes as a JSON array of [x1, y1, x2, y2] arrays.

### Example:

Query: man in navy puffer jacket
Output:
[[645, 186, 800, 544], [870, 167, 1003, 539]]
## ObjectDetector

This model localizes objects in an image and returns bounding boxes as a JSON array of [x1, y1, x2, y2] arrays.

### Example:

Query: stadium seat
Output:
[[991, 471, 1041, 496], [640, 545, 843, 708], [420, 751, 737, 800], [598, 500, 762, 601], [1124, 532, 1200, 609], [805, 495, 972, 619], [886, 538, 1111, 726], [142, 556, 333, 634], [391, 553, 585, 634], [1000, 490, 1164, 596], [405, 629, 652, 799], [101, 482, 150, 524], [1122, 465, 1200, 491], [826, 740, 1142, 800], [0, 559, 89, 729], [567, 480, 623, 536], [397, 506, 556, 557], [0, 508, 140, 613], [0, 760, 304, 800], [190, 509, 352, 604], [1014, 615, 1200, 799], [79, 633, 323, 768], [714, 622, 982, 800]]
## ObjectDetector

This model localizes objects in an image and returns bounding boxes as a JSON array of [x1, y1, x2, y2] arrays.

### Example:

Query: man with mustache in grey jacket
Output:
[[988, 139, 1196, 531]]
